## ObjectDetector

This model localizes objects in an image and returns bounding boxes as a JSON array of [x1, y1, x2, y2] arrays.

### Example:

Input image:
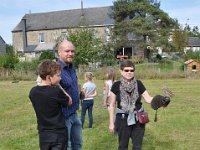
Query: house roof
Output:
[[24, 45, 37, 53], [34, 43, 56, 52], [0, 35, 6, 54], [188, 37, 200, 47], [0, 36, 6, 44], [184, 59, 200, 65], [12, 6, 114, 32]]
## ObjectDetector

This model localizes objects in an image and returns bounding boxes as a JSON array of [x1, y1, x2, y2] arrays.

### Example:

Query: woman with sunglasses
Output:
[[109, 60, 155, 150]]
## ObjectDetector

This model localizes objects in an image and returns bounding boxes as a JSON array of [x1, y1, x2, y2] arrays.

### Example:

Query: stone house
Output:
[[0, 36, 6, 54], [184, 37, 200, 52], [12, 6, 143, 61], [12, 6, 115, 61]]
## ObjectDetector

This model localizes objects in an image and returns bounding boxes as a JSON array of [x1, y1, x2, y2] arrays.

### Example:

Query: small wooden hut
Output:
[[184, 59, 200, 72]]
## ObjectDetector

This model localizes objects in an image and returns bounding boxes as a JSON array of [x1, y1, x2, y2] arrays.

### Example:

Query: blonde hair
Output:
[[85, 72, 94, 81]]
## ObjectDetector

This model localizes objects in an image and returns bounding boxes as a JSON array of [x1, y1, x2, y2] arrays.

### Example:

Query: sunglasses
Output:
[[123, 69, 135, 72]]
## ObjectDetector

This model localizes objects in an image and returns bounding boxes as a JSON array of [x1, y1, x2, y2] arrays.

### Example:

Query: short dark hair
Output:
[[120, 60, 135, 70], [38, 59, 61, 80]]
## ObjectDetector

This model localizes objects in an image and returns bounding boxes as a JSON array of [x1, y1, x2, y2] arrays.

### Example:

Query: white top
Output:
[[82, 81, 96, 100], [105, 80, 113, 97], [36, 75, 42, 85]]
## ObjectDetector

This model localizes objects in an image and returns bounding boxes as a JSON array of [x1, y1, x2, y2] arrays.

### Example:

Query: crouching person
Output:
[[29, 59, 71, 150]]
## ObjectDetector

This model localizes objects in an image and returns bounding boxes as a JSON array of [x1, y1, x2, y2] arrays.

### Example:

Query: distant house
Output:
[[12, 6, 116, 61], [0, 36, 6, 54], [184, 59, 200, 73], [12, 6, 144, 61], [184, 37, 200, 52]]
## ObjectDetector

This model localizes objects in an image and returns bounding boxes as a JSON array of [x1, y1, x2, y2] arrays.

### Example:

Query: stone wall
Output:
[[13, 32, 23, 52], [13, 26, 108, 53]]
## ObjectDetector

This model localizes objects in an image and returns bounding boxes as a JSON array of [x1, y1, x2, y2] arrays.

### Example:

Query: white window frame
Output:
[[105, 27, 111, 42], [61, 32, 68, 38], [39, 33, 45, 43]]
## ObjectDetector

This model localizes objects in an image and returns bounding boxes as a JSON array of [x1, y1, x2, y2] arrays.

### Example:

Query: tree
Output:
[[99, 42, 117, 66], [184, 50, 200, 61], [39, 51, 56, 61], [191, 26, 200, 37], [172, 24, 188, 52], [3, 44, 19, 69], [110, 0, 177, 59], [172, 24, 200, 53], [0, 44, 19, 77], [57, 28, 103, 67], [184, 25, 200, 38]]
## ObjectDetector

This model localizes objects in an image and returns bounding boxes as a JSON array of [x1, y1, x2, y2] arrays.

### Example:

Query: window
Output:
[[61, 32, 68, 39], [39, 33, 45, 43], [105, 27, 110, 42]]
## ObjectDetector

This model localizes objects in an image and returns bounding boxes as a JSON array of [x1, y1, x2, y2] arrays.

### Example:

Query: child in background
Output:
[[81, 72, 97, 128], [103, 68, 115, 110], [29, 60, 71, 150]]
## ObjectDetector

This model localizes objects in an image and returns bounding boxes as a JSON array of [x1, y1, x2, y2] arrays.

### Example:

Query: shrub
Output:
[[39, 51, 56, 60], [184, 50, 200, 61]]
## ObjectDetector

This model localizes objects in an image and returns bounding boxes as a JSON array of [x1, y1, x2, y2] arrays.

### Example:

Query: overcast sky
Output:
[[1, 0, 200, 44]]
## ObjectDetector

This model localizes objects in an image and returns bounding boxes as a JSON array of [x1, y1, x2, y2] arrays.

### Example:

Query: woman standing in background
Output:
[[103, 68, 115, 110], [81, 72, 97, 128]]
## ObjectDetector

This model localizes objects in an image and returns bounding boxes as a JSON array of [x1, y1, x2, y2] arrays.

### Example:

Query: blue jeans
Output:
[[81, 99, 94, 128], [65, 113, 82, 150]]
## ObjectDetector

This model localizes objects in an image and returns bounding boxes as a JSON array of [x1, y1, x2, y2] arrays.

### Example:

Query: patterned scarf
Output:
[[120, 77, 139, 113]]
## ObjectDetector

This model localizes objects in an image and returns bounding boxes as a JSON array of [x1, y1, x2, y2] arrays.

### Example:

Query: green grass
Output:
[[0, 79, 200, 150]]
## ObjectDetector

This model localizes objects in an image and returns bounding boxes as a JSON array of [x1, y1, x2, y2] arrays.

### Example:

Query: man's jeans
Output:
[[81, 99, 94, 128], [65, 113, 82, 150]]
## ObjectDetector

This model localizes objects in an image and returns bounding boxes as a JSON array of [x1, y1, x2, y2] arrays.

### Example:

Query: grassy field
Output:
[[0, 79, 200, 150]]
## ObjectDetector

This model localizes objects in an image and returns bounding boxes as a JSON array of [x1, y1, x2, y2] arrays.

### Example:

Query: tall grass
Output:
[[0, 79, 200, 150], [0, 59, 200, 81]]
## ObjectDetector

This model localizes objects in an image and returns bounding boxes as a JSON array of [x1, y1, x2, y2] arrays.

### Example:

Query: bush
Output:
[[39, 51, 56, 60], [14, 60, 40, 73], [1, 58, 200, 81], [184, 50, 200, 61], [0, 60, 40, 81]]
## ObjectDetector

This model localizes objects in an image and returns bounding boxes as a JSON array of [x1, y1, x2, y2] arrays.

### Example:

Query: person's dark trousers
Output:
[[81, 99, 94, 128], [115, 114, 145, 150], [40, 142, 67, 150]]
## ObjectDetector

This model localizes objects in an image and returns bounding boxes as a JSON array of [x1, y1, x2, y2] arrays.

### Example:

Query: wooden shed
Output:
[[184, 59, 200, 72]]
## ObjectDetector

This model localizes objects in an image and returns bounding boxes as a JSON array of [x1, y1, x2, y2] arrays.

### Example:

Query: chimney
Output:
[[22, 18, 27, 51], [81, 0, 84, 17]]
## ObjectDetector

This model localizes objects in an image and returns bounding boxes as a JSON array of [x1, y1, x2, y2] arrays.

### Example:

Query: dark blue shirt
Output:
[[57, 59, 79, 118]]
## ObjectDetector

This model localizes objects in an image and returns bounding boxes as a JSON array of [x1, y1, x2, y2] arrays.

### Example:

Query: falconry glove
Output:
[[151, 95, 170, 110]]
